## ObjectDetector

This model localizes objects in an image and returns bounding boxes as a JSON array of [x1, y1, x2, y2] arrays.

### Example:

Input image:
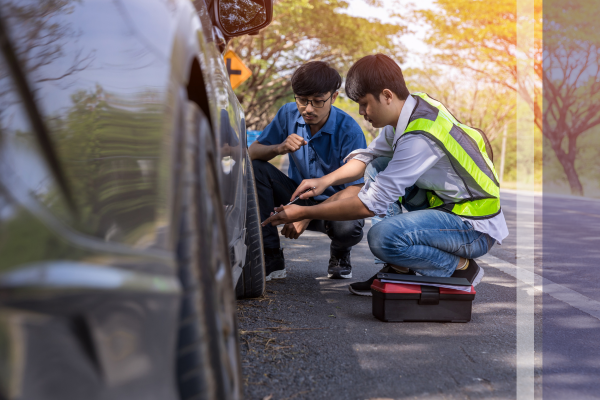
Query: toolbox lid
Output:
[[371, 279, 476, 295], [376, 272, 471, 287]]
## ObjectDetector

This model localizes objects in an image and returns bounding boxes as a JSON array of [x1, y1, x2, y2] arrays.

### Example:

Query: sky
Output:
[[341, 0, 439, 68]]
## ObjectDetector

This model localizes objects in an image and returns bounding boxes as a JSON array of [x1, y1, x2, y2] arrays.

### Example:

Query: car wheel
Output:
[[235, 154, 266, 299], [176, 101, 242, 400]]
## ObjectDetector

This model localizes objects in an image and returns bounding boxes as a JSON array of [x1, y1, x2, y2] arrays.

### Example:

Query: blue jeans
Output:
[[365, 157, 495, 277]]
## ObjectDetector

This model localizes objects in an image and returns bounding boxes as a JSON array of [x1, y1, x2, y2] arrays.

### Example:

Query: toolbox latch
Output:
[[419, 285, 440, 305]]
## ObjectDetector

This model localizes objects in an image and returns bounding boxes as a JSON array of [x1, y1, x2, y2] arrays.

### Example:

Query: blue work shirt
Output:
[[257, 103, 367, 201]]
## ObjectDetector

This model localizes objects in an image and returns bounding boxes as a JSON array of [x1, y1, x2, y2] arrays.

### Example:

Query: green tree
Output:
[[402, 67, 524, 183], [229, 0, 406, 130], [542, 0, 600, 195], [411, 0, 600, 196], [404, 68, 515, 143], [412, 0, 542, 129]]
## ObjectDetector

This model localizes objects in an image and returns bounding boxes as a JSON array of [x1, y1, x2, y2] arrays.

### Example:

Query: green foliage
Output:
[[413, 0, 542, 110], [542, 0, 600, 195], [413, 0, 578, 192], [544, 0, 600, 46], [401, 67, 529, 184], [404, 68, 515, 142], [230, 0, 406, 129], [415, 0, 520, 83]]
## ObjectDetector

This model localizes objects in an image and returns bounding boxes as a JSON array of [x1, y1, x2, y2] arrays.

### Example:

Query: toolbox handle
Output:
[[419, 285, 440, 305]]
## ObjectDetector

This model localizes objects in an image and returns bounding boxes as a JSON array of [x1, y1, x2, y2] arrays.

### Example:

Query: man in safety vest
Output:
[[262, 54, 508, 296]]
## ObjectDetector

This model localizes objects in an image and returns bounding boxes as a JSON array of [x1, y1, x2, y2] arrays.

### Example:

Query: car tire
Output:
[[176, 101, 242, 400], [235, 154, 266, 299]]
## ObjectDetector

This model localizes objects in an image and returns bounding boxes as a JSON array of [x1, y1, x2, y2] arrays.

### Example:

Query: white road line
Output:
[[479, 254, 600, 321]]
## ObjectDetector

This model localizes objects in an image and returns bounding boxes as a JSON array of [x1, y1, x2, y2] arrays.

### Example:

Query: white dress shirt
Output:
[[345, 95, 509, 244]]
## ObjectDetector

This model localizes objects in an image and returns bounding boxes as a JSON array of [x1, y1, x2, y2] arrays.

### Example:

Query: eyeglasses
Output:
[[294, 94, 333, 108]]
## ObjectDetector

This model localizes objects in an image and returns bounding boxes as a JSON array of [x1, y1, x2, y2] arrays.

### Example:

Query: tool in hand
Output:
[[263, 187, 316, 223]]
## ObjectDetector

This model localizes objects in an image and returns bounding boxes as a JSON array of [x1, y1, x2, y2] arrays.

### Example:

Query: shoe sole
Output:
[[327, 272, 352, 279], [348, 285, 372, 297], [472, 266, 484, 287], [266, 269, 287, 281]]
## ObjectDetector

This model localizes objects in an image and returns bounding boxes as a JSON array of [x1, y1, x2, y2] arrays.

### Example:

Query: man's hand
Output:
[[261, 204, 306, 227], [290, 177, 331, 201], [281, 219, 311, 239], [277, 134, 307, 155]]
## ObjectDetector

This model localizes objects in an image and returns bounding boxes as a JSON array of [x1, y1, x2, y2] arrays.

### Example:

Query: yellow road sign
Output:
[[223, 50, 252, 90]]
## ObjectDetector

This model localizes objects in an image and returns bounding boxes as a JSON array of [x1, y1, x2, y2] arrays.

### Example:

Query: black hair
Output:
[[291, 61, 342, 97], [345, 54, 410, 102]]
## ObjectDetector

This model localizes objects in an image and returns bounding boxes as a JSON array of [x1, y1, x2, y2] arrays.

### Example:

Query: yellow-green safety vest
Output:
[[399, 93, 501, 219]]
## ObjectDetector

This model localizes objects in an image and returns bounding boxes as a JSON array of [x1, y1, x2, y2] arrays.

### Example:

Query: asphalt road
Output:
[[237, 189, 600, 400]]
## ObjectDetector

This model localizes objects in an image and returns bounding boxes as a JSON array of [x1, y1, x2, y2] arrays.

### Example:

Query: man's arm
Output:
[[277, 132, 367, 239], [307, 195, 374, 220], [262, 185, 375, 226], [289, 159, 367, 201], [248, 134, 307, 161], [263, 185, 374, 227], [248, 141, 281, 161], [279, 179, 365, 239], [323, 159, 368, 186], [268, 135, 446, 227]]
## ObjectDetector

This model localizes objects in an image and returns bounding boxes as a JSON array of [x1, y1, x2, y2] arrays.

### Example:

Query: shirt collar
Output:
[[295, 106, 338, 135], [393, 94, 417, 144]]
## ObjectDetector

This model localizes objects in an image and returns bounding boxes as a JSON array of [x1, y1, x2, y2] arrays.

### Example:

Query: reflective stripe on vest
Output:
[[403, 93, 501, 219]]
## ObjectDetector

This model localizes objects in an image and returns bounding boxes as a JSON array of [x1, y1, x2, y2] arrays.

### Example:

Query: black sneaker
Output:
[[348, 264, 414, 296], [264, 248, 286, 281], [450, 259, 484, 286], [327, 253, 352, 279]]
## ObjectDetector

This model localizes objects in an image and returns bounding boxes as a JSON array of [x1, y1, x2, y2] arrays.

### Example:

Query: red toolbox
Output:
[[371, 279, 476, 323]]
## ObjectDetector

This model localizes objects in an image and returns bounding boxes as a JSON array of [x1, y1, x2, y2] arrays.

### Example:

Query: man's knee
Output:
[[327, 220, 364, 243], [367, 220, 409, 261], [367, 222, 386, 259]]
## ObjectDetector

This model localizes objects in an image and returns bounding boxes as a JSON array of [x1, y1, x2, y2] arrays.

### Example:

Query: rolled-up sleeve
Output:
[[357, 134, 443, 216]]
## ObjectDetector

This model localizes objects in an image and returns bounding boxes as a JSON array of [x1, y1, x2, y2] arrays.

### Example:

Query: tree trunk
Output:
[[552, 145, 584, 196]]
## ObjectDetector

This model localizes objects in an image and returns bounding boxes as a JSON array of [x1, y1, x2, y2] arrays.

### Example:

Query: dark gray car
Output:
[[0, 0, 269, 398]]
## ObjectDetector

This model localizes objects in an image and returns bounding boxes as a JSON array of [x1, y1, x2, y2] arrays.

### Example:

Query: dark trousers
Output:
[[252, 159, 365, 256]]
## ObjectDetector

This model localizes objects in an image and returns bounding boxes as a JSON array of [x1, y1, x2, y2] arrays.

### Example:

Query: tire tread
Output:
[[235, 156, 266, 299]]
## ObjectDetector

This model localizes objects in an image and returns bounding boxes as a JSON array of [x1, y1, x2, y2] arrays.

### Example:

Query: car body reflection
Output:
[[0, 0, 268, 398]]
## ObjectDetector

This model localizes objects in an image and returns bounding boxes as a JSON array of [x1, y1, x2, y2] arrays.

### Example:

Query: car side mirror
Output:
[[215, 0, 273, 37]]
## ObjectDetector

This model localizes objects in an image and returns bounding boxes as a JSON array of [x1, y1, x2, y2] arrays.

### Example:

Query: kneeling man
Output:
[[262, 54, 508, 295], [249, 61, 367, 281]]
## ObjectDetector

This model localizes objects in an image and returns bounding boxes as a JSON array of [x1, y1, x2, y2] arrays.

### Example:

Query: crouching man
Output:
[[249, 61, 367, 281], [262, 54, 508, 295]]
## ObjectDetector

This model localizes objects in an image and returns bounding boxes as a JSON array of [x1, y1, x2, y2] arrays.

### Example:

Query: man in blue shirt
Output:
[[249, 61, 367, 281]]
